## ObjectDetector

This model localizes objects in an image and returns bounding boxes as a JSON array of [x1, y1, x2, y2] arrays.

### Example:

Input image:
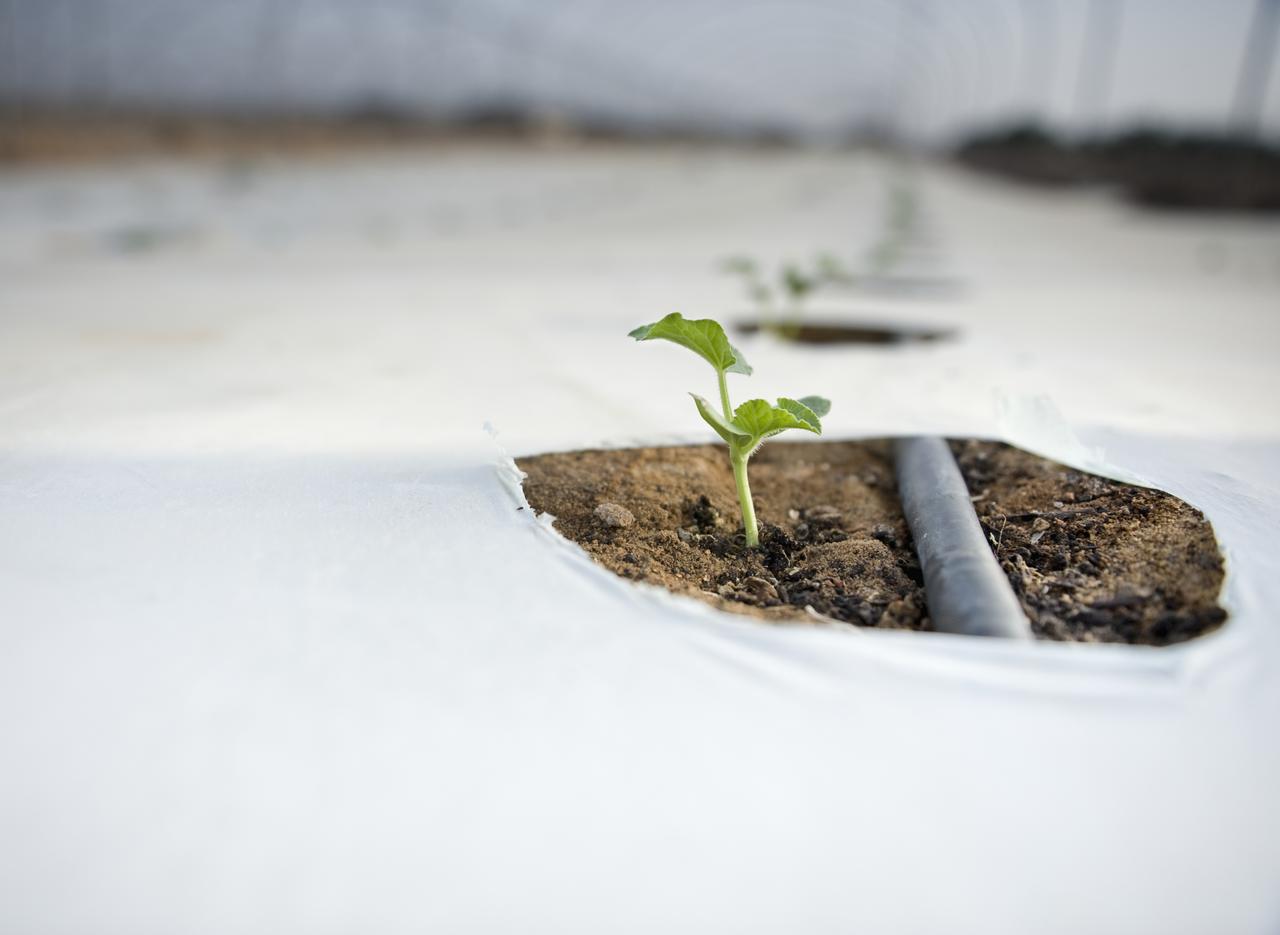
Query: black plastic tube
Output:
[[894, 436, 1033, 639]]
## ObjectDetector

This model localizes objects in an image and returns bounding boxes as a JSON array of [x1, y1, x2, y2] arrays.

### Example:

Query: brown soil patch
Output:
[[518, 440, 1227, 644], [0, 110, 801, 166], [950, 440, 1227, 644], [518, 442, 929, 629]]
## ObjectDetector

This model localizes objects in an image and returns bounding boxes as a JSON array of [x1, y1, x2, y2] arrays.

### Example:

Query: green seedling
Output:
[[720, 254, 776, 313], [629, 312, 830, 547], [814, 251, 854, 286], [865, 237, 902, 277], [721, 254, 852, 340], [866, 181, 919, 278], [780, 262, 816, 307]]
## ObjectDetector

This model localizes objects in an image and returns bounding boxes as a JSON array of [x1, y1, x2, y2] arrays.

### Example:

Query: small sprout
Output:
[[867, 180, 919, 277], [722, 253, 858, 340], [629, 312, 830, 547], [814, 252, 854, 285], [777, 265, 815, 337], [719, 254, 759, 278], [887, 182, 917, 234], [720, 254, 777, 314], [780, 263, 816, 302], [866, 237, 901, 276]]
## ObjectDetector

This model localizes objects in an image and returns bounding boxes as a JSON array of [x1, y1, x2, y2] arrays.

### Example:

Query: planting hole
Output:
[[735, 319, 954, 346], [518, 439, 1226, 646]]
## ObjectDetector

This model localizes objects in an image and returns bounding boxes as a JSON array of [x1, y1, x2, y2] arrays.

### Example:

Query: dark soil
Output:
[[950, 440, 1227, 644], [735, 319, 952, 346], [518, 440, 1227, 644], [955, 123, 1280, 213], [518, 442, 930, 629]]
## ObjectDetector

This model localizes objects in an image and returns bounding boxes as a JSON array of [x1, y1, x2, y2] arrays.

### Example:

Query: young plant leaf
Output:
[[627, 311, 831, 549], [782, 264, 814, 299], [732, 398, 824, 445], [690, 394, 750, 445], [797, 395, 831, 418], [629, 312, 752, 375], [776, 397, 824, 432], [720, 255, 758, 276], [815, 253, 852, 285], [725, 343, 753, 375]]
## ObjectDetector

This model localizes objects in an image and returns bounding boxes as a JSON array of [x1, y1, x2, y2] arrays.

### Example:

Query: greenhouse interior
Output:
[[2, 1, 1280, 932]]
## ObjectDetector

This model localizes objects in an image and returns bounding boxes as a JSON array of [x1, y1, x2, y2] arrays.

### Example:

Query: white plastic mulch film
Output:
[[2, 148, 1279, 934]]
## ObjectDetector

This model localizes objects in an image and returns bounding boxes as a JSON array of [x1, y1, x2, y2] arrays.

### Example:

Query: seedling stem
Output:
[[731, 449, 759, 546]]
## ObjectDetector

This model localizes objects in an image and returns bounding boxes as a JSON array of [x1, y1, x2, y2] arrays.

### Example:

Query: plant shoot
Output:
[[628, 313, 830, 547], [721, 253, 852, 338]]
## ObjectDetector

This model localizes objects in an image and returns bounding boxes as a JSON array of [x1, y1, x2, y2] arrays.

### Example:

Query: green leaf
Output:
[[732, 399, 783, 439], [782, 264, 813, 298], [691, 394, 749, 445], [720, 255, 758, 276], [629, 312, 752, 376], [776, 398, 824, 432], [732, 398, 823, 441], [814, 254, 853, 285], [797, 395, 831, 418]]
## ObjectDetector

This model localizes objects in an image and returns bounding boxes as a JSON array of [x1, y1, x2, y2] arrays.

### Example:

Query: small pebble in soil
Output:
[[742, 576, 779, 603], [593, 502, 635, 529]]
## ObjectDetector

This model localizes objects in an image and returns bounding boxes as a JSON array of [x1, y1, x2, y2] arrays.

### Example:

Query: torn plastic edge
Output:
[[486, 424, 1244, 697]]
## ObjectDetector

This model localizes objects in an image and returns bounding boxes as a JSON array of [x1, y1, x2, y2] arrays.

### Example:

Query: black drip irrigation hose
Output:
[[894, 436, 1034, 640]]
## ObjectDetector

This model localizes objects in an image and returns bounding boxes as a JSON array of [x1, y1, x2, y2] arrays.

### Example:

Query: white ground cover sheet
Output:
[[2, 146, 1279, 933]]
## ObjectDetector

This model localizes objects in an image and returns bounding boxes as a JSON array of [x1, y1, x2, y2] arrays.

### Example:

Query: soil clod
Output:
[[592, 502, 635, 529]]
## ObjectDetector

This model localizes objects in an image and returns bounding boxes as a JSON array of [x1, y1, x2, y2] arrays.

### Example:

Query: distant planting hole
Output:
[[734, 319, 955, 346]]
